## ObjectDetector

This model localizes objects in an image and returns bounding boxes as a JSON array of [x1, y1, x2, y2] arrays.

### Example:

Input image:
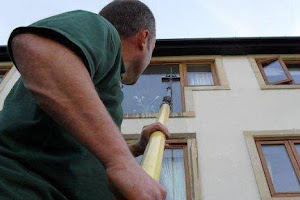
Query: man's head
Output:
[[100, 0, 156, 85]]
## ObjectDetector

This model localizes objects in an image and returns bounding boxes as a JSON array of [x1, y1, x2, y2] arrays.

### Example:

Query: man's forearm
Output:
[[11, 33, 136, 168]]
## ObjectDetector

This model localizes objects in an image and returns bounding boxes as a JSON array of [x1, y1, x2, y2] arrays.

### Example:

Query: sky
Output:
[[0, 0, 300, 45]]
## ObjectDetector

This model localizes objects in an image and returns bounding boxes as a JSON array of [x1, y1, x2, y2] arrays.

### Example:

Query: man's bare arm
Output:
[[11, 33, 166, 200], [12, 33, 132, 168]]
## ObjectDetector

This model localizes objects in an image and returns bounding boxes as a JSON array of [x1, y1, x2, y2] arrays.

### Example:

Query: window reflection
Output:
[[262, 60, 288, 84], [122, 65, 182, 114], [287, 64, 300, 84], [262, 144, 300, 193]]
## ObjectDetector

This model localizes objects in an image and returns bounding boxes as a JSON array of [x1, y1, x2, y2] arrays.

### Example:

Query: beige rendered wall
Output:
[[122, 55, 300, 200], [1, 55, 300, 200]]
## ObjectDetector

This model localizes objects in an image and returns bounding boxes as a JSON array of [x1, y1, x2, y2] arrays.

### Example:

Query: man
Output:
[[0, 0, 169, 199]]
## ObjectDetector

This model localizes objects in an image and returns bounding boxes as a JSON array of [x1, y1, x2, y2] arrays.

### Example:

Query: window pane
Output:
[[262, 144, 300, 193], [187, 65, 214, 85], [286, 64, 300, 84], [122, 65, 182, 114], [161, 149, 187, 200], [262, 60, 288, 84], [136, 149, 187, 200]]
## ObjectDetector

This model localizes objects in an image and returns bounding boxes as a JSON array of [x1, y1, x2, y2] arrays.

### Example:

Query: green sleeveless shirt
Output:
[[0, 10, 125, 200]]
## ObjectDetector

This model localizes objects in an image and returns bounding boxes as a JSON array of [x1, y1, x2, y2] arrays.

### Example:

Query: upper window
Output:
[[122, 59, 221, 116], [256, 57, 300, 85], [122, 64, 182, 114], [286, 63, 300, 84], [256, 138, 300, 197], [186, 64, 219, 86]]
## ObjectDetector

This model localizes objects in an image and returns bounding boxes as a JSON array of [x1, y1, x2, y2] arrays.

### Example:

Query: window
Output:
[[286, 63, 300, 84], [186, 64, 219, 86], [256, 57, 300, 85], [256, 139, 300, 197], [125, 134, 199, 200], [136, 141, 190, 200], [122, 59, 222, 116], [122, 65, 182, 114]]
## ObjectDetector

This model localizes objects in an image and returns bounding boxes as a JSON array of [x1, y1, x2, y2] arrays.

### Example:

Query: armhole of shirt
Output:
[[7, 26, 94, 78]]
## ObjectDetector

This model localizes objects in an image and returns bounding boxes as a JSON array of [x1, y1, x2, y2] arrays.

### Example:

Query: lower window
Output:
[[256, 139, 300, 197], [136, 141, 189, 200], [126, 135, 199, 200], [159, 147, 187, 200]]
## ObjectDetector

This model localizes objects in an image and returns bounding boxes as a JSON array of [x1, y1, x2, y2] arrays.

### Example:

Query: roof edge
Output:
[[1, 36, 300, 61]]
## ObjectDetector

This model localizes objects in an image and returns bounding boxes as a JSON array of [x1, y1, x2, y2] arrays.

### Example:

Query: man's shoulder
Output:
[[55, 10, 106, 24], [32, 10, 120, 43], [32, 10, 106, 28]]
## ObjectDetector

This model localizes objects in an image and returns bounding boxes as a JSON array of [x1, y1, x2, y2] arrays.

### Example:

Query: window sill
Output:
[[123, 111, 195, 119], [184, 85, 230, 91], [261, 84, 300, 90]]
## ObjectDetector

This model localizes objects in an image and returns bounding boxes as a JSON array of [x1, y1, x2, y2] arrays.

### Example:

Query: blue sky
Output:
[[0, 0, 299, 45]]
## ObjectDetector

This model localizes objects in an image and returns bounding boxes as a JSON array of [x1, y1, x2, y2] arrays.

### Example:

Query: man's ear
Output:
[[137, 29, 150, 50]]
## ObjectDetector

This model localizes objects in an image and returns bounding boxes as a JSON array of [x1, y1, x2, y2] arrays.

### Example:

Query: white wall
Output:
[[122, 55, 300, 200], [193, 56, 300, 200]]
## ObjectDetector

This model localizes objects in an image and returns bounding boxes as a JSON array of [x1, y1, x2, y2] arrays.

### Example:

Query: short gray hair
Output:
[[99, 0, 156, 39]]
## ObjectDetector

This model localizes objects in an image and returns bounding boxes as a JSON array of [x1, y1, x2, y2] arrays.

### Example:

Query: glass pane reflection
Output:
[[122, 65, 182, 114], [262, 144, 300, 193], [263, 60, 288, 84]]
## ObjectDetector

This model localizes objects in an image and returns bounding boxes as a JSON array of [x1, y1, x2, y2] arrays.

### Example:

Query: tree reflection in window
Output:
[[122, 65, 182, 114]]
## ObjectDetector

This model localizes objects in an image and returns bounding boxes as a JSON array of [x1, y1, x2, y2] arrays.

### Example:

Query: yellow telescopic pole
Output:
[[140, 103, 171, 181]]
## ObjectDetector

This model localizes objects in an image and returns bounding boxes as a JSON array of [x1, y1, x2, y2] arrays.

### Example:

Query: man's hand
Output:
[[129, 122, 170, 157], [107, 159, 167, 200]]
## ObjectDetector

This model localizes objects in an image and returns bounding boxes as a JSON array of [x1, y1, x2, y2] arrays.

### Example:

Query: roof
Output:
[[0, 45, 10, 62], [153, 37, 300, 57], [1, 37, 300, 61]]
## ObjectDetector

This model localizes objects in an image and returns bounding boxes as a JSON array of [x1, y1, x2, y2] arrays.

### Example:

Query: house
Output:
[[1, 37, 300, 200]]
